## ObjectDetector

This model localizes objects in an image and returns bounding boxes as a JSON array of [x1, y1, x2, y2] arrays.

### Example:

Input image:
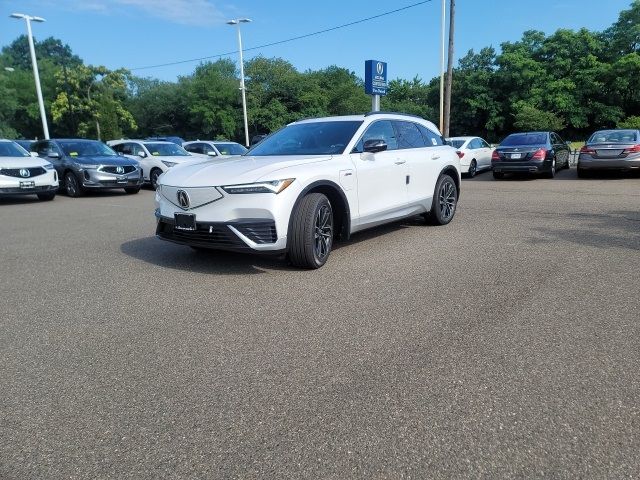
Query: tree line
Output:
[[1, 1, 638, 143]]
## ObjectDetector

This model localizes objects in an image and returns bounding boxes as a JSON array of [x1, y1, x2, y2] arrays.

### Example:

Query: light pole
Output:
[[10, 13, 50, 140], [439, 0, 445, 133], [227, 18, 251, 147]]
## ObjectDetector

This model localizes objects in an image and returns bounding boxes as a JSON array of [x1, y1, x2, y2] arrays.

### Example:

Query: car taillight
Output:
[[456, 151, 464, 159], [623, 144, 640, 154], [580, 145, 596, 154], [491, 150, 500, 161], [531, 148, 547, 160]]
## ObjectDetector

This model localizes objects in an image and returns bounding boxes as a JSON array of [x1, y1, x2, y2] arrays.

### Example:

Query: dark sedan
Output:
[[577, 129, 640, 177], [491, 131, 571, 179], [32, 139, 143, 197]]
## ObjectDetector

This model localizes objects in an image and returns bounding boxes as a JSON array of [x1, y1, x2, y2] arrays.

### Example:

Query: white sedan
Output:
[[447, 136, 494, 177], [0, 139, 58, 201], [155, 113, 461, 269], [107, 139, 195, 189]]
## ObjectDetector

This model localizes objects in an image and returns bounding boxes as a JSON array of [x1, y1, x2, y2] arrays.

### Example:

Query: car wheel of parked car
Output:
[[124, 187, 140, 194], [37, 192, 55, 201], [150, 168, 162, 190], [544, 159, 556, 178], [493, 171, 505, 180], [424, 174, 458, 226], [577, 167, 588, 178], [288, 193, 333, 269], [467, 160, 477, 178], [64, 172, 83, 197]]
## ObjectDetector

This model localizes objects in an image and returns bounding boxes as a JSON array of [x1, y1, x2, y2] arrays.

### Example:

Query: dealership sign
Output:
[[364, 60, 388, 96]]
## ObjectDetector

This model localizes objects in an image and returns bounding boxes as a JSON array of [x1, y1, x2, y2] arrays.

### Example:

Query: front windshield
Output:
[[500, 133, 548, 146], [249, 121, 363, 156], [214, 143, 248, 155], [0, 141, 30, 157], [448, 139, 466, 148], [58, 141, 117, 157], [144, 143, 190, 156], [588, 130, 638, 144]]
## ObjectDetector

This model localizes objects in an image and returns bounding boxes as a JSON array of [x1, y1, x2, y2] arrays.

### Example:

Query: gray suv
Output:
[[33, 139, 143, 197]]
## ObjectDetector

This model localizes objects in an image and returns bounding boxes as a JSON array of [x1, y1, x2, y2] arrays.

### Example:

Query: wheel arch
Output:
[[439, 165, 461, 199], [287, 180, 351, 245]]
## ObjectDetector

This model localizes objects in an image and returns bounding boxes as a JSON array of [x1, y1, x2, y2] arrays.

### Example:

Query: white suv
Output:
[[108, 139, 194, 189], [155, 113, 461, 269]]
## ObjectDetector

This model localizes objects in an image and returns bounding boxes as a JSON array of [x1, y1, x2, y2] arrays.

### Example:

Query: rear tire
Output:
[[467, 160, 477, 178], [543, 159, 556, 178], [37, 192, 55, 201], [493, 171, 505, 180], [64, 172, 83, 197], [124, 187, 140, 194], [288, 193, 333, 269], [424, 174, 458, 226], [577, 167, 588, 178]]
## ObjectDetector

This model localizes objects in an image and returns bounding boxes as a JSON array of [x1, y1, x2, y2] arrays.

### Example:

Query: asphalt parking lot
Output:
[[1, 168, 639, 479]]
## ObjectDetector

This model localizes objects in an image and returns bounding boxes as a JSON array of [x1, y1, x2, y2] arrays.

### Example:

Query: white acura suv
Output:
[[155, 112, 461, 269]]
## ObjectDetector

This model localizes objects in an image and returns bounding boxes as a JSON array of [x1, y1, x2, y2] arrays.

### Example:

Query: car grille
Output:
[[98, 165, 137, 174], [0, 167, 47, 178], [156, 218, 277, 250]]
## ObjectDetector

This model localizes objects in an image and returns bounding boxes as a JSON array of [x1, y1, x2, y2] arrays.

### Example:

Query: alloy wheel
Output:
[[314, 204, 333, 260], [438, 179, 456, 221], [468, 160, 477, 178]]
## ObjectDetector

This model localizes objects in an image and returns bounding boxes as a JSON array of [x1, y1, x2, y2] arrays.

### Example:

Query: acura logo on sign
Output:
[[19, 169, 29, 178], [177, 190, 190, 209], [116, 166, 124, 174], [376, 62, 384, 75]]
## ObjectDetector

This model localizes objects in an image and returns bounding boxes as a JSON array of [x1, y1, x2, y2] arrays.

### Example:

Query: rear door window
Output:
[[417, 124, 443, 146]]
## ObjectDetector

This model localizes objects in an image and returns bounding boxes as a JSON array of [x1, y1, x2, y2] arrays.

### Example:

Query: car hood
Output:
[[71, 155, 138, 166], [160, 155, 331, 187], [0, 156, 51, 169]]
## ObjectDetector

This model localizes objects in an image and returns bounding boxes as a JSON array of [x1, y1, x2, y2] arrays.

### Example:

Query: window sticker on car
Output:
[[70, 152, 78, 156], [431, 138, 437, 145], [152, 152, 160, 156]]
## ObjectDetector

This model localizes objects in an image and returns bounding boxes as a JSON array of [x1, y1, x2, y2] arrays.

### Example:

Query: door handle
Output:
[[394, 160, 406, 165], [431, 154, 440, 160]]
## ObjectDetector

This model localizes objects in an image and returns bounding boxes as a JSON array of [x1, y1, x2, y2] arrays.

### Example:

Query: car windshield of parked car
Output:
[[58, 141, 117, 157], [448, 139, 466, 148], [145, 143, 190, 156], [213, 143, 248, 155], [588, 130, 638, 144], [249, 121, 364, 156], [500, 133, 548, 146], [0, 142, 30, 157]]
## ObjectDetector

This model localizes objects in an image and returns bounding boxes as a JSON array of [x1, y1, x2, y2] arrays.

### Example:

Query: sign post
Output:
[[365, 60, 388, 112]]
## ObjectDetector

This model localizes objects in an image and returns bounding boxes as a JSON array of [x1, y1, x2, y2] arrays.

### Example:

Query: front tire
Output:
[[124, 186, 140, 194], [150, 168, 162, 190], [37, 192, 55, 201], [424, 174, 458, 226], [288, 193, 333, 269], [64, 172, 83, 197]]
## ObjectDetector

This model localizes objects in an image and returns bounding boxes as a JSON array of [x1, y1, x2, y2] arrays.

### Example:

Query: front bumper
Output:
[[0, 171, 59, 196], [492, 160, 552, 173], [154, 183, 301, 252], [578, 158, 640, 171], [80, 168, 143, 189]]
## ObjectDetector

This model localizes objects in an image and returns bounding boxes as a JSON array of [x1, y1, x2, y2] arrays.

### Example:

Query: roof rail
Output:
[[364, 111, 425, 120]]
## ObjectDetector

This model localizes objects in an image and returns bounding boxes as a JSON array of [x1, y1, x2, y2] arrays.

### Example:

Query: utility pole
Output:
[[439, 0, 445, 133], [443, 0, 455, 138]]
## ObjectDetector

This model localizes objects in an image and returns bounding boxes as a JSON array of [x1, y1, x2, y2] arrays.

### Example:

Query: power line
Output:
[[129, 0, 433, 71]]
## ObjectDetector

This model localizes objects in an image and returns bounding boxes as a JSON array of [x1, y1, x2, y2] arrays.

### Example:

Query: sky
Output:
[[0, 0, 634, 83]]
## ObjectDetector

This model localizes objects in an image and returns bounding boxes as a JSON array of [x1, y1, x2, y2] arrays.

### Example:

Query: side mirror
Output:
[[206, 151, 217, 156], [48, 151, 60, 159], [138, 151, 147, 158], [363, 139, 388, 153]]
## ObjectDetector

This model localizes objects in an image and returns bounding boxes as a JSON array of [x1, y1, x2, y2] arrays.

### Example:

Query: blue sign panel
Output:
[[365, 60, 388, 96]]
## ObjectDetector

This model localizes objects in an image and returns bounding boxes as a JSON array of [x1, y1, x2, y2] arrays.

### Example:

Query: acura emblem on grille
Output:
[[177, 190, 190, 209], [116, 166, 124, 174], [20, 168, 30, 178]]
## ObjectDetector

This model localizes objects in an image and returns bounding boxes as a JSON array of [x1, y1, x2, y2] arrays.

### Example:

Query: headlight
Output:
[[80, 164, 98, 170], [221, 178, 295, 194], [162, 161, 177, 168], [43, 164, 55, 170]]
